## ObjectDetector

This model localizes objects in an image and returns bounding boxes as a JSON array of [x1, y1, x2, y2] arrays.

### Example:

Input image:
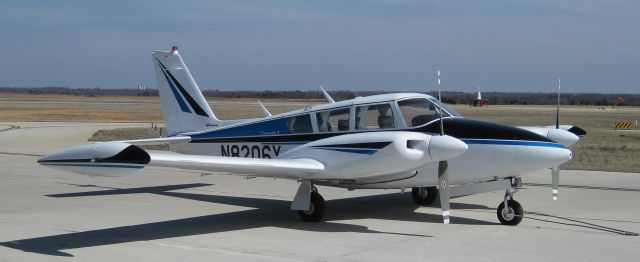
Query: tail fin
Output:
[[152, 46, 219, 136]]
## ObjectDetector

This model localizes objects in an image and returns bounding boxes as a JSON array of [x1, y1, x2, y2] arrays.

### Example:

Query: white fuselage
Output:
[[171, 139, 569, 189]]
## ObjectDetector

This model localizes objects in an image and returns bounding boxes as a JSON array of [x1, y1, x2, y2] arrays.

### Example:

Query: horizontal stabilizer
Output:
[[118, 136, 191, 146]]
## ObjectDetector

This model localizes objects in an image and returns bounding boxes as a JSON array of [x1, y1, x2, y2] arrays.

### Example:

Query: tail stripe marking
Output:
[[156, 58, 192, 113], [156, 58, 210, 117]]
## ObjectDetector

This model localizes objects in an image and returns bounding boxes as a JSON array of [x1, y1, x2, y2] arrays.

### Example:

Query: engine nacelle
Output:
[[278, 131, 467, 179], [38, 142, 150, 176], [517, 126, 581, 147]]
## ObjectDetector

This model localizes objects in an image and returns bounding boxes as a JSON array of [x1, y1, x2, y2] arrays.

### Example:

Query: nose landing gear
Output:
[[497, 188, 523, 225]]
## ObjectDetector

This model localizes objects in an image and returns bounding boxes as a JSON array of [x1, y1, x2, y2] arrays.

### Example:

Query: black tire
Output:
[[497, 200, 523, 226], [411, 187, 437, 206], [298, 191, 325, 222]]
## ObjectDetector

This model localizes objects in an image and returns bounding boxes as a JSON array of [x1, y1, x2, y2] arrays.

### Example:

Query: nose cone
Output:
[[515, 145, 572, 172], [547, 129, 579, 147], [428, 135, 469, 161]]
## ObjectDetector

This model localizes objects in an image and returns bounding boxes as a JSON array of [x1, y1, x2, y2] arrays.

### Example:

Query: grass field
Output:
[[2, 92, 639, 172]]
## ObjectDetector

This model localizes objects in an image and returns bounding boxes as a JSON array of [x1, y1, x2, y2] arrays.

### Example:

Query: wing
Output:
[[149, 151, 323, 179], [38, 131, 467, 180]]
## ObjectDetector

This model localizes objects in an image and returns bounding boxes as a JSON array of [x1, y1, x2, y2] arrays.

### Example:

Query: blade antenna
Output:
[[320, 86, 335, 103], [257, 100, 272, 117]]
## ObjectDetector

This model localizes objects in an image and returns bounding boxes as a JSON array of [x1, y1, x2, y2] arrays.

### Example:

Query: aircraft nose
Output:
[[547, 129, 580, 147], [428, 135, 468, 161]]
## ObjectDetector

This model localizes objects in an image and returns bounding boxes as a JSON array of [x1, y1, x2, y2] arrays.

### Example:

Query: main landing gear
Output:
[[410, 177, 525, 226], [291, 180, 326, 222], [298, 190, 325, 222], [411, 186, 437, 206]]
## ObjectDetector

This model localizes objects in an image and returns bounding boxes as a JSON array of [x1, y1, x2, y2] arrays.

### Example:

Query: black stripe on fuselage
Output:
[[416, 118, 555, 142], [188, 118, 553, 144], [156, 60, 209, 117], [311, 142, 392, 149]]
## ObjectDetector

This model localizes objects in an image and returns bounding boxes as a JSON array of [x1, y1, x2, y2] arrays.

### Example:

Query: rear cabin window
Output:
[[398, 98, 450, 127], [316, 108, 350, 132], [287, 114, 313, 133], [355, 103, 395, 130]]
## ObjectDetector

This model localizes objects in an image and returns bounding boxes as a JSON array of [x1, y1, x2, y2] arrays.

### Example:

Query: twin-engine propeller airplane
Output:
[[38, 46, 586, 225]]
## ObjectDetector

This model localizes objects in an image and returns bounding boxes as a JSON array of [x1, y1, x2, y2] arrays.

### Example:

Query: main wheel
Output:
[[411, 187, 437, 206], [497, 200, 523, 226], [298, 191, 325, 222]]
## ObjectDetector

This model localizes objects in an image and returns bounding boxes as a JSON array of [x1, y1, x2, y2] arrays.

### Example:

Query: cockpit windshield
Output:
[[429, 97, 461, 117], [397, 98, 461, 127]]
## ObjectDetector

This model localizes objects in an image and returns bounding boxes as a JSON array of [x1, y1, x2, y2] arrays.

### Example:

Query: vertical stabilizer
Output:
[[152, 46, 218, 136]]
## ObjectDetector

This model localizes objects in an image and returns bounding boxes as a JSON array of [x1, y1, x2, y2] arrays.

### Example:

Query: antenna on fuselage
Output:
[[320, 86, 335, 103], [437, 69, 444, 135], [257, 100, 272, 117], [556, 78, 561, 129], [437, 69, 442, 102]]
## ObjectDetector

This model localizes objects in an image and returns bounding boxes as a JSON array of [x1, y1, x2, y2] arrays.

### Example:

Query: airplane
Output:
[[37, 46, 586, 226], [471, 86, 488, 107]]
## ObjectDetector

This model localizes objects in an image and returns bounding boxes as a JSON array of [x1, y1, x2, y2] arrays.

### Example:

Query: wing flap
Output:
[[148, 151, 324, 179]]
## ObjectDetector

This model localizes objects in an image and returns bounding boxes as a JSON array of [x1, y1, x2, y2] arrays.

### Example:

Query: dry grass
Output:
[[88, 127, 169, 150], [454, 105, 640, 172], [2, 93, 639, 172]]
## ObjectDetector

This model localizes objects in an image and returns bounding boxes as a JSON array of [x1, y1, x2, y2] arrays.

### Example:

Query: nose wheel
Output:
[[497, 199, 523, 226]]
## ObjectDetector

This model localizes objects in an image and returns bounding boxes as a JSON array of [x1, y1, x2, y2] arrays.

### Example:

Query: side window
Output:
[[317, 108, 350, 132], [398, 98, 444, 127], [287, 114, 313, 133], [355, 103, 395, 130]]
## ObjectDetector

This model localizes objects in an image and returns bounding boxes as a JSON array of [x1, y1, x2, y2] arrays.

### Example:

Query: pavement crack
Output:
[[0, 125, 20, 132], [0, 152, 43, 157], [526, 211, 639, 236]]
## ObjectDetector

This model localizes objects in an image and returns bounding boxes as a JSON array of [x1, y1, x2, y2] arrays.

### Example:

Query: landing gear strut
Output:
[[497, 188, 523, 225], [411, 187, 437, 206]]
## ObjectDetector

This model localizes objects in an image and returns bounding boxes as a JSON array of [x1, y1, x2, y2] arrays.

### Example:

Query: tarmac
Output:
[[1, 122, 639, 261]]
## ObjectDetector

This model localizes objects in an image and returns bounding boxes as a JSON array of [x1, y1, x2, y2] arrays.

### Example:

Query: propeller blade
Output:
[[438, 160, 451, 224], [551, 166, 560, 200]]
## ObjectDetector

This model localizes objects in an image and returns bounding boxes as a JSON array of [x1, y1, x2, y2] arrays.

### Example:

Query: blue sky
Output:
[[1, 0, 638, 93]]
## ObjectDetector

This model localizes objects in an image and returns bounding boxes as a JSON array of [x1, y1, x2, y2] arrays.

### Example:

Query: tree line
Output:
[[1, 87, 638, 106]]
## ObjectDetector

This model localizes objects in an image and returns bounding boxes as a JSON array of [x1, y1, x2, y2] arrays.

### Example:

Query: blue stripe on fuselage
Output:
[[191, 117, 292, 139]]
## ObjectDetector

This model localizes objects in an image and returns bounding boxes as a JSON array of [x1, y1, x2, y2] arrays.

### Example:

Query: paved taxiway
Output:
[[1, 122, 639, 261]]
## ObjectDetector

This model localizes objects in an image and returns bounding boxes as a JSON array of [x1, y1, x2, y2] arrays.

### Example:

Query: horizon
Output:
[[1, 1, 639, 93], [2, 86, 639, 96]]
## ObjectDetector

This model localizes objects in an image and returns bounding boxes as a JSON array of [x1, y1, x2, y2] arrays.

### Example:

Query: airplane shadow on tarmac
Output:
[[0, 183, 495, 257]]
